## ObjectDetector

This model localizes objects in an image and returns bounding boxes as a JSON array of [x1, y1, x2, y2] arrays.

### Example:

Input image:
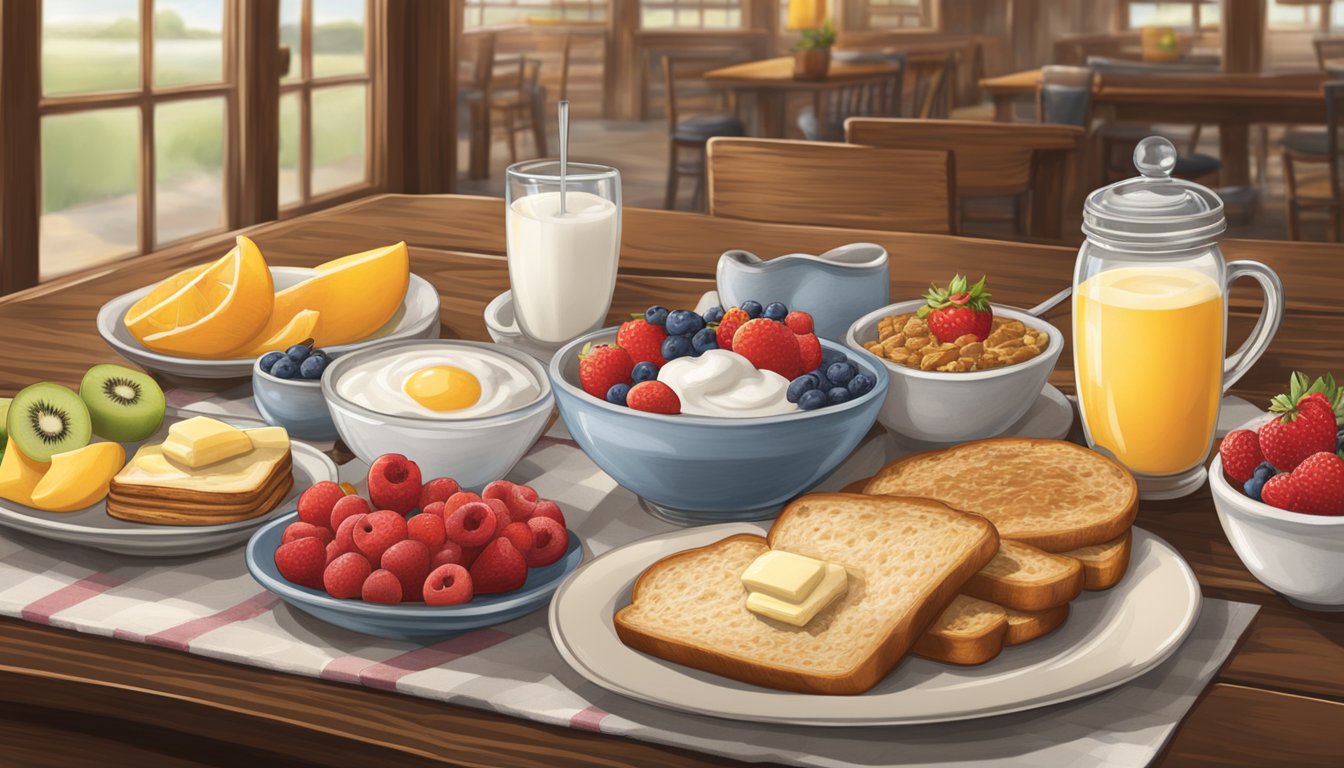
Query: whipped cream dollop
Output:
[[656, 350, 796, 418]]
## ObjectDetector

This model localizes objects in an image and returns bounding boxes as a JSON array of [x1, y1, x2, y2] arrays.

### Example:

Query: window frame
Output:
[[36, 0, 242, 271], [639, 0, 746, 30], [1118, 1, 1222, 31]]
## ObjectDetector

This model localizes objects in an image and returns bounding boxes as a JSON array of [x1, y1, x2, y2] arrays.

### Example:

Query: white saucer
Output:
[[885, 383, 1072, 454], [484, 290, 602, 365]]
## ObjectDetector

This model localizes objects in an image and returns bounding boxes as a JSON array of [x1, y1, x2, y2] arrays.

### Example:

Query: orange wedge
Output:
[[251, 241, 409, 347], [135, 236, 275, 358], [235, 309, 321, 357], [125, 262, 212, 338]]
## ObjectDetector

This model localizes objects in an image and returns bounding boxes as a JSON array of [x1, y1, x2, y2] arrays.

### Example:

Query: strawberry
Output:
[[795, 333, 822, 372], [626, 381, 681, 414], [1258, 373, 1343, 472], [578, 343, 634, 398], [469, 538, 528, 594], [715, 307, 750, 351], [323, 552, 372, 599], [784, 311, 814, 335], [917, 275, 993, 343], [617, 318, 667, 366], [1289, 451, 1344, 516], [274, 537, 326, 589], [1260, 473, 1299, 511], [733, 318, 803, 379], [1219, 429, 1265, 484]]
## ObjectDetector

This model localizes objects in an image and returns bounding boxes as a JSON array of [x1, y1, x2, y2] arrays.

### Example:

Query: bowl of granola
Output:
[[844, 286, 1062, 443]]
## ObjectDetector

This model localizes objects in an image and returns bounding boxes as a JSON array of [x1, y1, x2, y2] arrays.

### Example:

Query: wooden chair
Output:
[[797, 54, 903, 142], [907, 51, 956, 119], [1314, 37, 1344, 71], [458, 32, 497, 180], [1280, 39, 1344, 191], [845, 118, 1083, 240], [705, 137, 956, 234], [1284, 82, 1344, 241], [662, 55, 748, 212], [487, 56, 535, 166]]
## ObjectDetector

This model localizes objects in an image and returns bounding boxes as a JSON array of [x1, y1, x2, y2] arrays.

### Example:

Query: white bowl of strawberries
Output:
[[1210, 373, 1344, 611], [245, 454, 583, 639]]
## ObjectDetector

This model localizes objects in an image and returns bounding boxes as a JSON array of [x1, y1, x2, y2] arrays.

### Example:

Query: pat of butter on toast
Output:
[[746, 562, 848, 627], [161, 416, 254, 469]]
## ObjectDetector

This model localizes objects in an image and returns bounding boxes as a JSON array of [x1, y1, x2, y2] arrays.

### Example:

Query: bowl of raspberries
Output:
[[548, 299, 887, 524], [246, 453, 582, 639], [1210, 372, 1344, 611]]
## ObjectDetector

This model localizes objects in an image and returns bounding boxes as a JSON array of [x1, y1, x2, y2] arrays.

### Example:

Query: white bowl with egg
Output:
[[322, 340, 553, 488]]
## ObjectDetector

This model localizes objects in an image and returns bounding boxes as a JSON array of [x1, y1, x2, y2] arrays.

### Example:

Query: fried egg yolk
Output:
[[403, 365, 482, 412]]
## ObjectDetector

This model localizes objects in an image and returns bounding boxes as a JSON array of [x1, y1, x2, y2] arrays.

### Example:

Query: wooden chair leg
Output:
[[664, 143, 680, 211], [531, 107, 548, 158], [1282, 151, 1300, 241], [691, 147, 707, 212], [504, 108, 518, 165]]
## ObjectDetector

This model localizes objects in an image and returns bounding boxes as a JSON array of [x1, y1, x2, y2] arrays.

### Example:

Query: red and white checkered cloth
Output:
[[0, 393, 1257, 768]]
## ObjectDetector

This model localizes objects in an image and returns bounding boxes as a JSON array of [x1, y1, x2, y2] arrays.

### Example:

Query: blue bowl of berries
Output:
[[549, 302, 888, 525], [253, 341, 339, 441]]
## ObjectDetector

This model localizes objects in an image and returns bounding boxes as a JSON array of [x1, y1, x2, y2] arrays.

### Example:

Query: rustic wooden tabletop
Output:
[[0, 194, 1340, 767]]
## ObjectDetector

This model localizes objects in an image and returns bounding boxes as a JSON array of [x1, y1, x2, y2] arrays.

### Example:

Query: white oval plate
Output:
[[96, 267, 441, 380], [0, 424, 336, 557], [550, 524, 1200, 726]]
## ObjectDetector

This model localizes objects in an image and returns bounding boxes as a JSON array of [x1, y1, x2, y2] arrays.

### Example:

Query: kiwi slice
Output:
[[79, 364, 166, 443], [7, 383, 92, 462], [0, 397, 10, 459]]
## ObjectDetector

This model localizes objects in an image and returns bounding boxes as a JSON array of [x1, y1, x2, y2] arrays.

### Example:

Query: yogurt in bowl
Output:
[[323, 340, 553, 488], [657, 350, 795, 418]]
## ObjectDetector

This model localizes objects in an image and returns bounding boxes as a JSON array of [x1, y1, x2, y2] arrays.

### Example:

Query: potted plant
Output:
[[793, 21, 836, 80]]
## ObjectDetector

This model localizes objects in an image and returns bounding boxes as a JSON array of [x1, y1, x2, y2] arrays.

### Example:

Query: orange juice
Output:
[[1074, 267, 1223, 476]]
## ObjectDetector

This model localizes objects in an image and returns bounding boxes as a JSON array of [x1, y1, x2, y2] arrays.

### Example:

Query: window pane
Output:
[[312, 0, 367, 78], [154, 0, 225, 87], [42, 0, 141, 96], [280, 0, 303, 83], [279, 92, 302, 206], [40, 108, 139, 280], [311, 85, 367, 193], [155, 98, 226, 246]]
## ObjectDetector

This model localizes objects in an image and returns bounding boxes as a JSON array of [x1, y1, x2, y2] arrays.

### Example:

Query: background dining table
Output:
[[0, 194, 1341, 767], [979, 68, 1328, 187], [702, 55, 902, 138]]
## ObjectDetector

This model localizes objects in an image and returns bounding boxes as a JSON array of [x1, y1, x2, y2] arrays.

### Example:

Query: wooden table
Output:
[[979, 69, 1327, 186], [0, 194, 1342, 767], [703, 56, 901, 138]]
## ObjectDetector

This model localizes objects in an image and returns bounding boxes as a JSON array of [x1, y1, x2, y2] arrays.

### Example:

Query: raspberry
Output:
[[499, 521, 534, 555], [323, 552, 372, 598], [353, 509, 409, 564], [361, 569, 403, 604], [274, 537, 325, 589], [367, 454, 422, 514], [297, 481, 345, 529], [329, 494, 371, 532], [469, 538, 527, 594], [418, 477, 461, 511], [431, 541, 482, 570], [484, 497, 512, 531], [423, 564, 473, 606], [530, 499, 566, 528], [381, 539, 432, 599], [407, 510, 447, 548], [784, 311, 814, 335], [504, 484, 539, 520], [795, 333, 822, 373], [440, 491, 482, 523], [331, 512, 366, 557], [524, 516, 568, 568], [283, 521, 333, 546], [445, 501, 498, 547]]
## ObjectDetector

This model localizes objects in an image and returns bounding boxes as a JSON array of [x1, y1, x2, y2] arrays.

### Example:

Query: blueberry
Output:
[[827, 387, 851, 405], [798, 389, 828, 411], [606, 382, 631, 406], [299, 354, 328, 380], [285, 342, 312, 362], [1244, 475, 1267, 502], [826, 361, 858, 386], [691, 327, 718, 355], [645, 306, 669, 326], [703, 306, 725, 324], [665, 309, 706, 337], [787, 374, 819, 404], [809, 367, 833, 389], [847, 372, 876, 397], [821, 347, 848, 369], [763, 302, 788, 321], [1338, 428, 1344, 451], [740, 300, 763, 319], [270, 356, 298, 379], [1252, 461, 1277, 481], [259, 351, 285, 373], [661, 334, 693, 361], [632, 361, 659, 383]]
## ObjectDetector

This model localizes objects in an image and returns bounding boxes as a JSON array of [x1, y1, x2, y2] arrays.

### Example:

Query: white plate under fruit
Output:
[[97, 267, 441, 382], [550, 524, 1200, 726], [0, 418, 337, 557]]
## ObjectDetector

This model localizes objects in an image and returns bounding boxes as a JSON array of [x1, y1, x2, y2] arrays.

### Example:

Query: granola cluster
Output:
[[864, 313, 1049, 372]]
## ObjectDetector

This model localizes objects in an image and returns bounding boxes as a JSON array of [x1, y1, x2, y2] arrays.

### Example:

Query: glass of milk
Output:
[[505, 160, 621, 345]]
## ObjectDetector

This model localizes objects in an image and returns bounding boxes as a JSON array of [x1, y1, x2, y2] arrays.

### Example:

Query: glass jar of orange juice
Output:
[[1074, 137, 1283, 500]]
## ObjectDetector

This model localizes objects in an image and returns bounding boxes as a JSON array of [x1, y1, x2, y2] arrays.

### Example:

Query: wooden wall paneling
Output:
[[605, 0, 640, 119], [1222, 0, 1267, 74], [0, 1, 40, 294], [235, 0, 282, 227], [375, 0, 457, 194]]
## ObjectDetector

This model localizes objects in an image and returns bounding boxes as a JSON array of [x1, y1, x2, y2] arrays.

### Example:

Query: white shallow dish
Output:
[[0, 427, 337, 557], [550, 524, 1200, 726], [97, 267, 441, 381]]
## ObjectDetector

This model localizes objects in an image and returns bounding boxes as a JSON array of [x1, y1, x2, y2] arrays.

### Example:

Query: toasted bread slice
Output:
[[963, 540, 1083, 611], [913, 595, 1007, 666], [1004, 603, 1070, 645], [615, 494, 999, 695], [1066, 530, 1132, 590], [863, 439, 1138, 552]]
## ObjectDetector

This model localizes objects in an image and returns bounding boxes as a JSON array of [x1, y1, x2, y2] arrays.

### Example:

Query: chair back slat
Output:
[[1327, 81, 1344, 199], [706, 138, 956, 234]]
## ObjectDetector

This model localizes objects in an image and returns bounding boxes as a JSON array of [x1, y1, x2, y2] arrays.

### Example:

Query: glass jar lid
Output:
[[1082, 136, 1226, 249]]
